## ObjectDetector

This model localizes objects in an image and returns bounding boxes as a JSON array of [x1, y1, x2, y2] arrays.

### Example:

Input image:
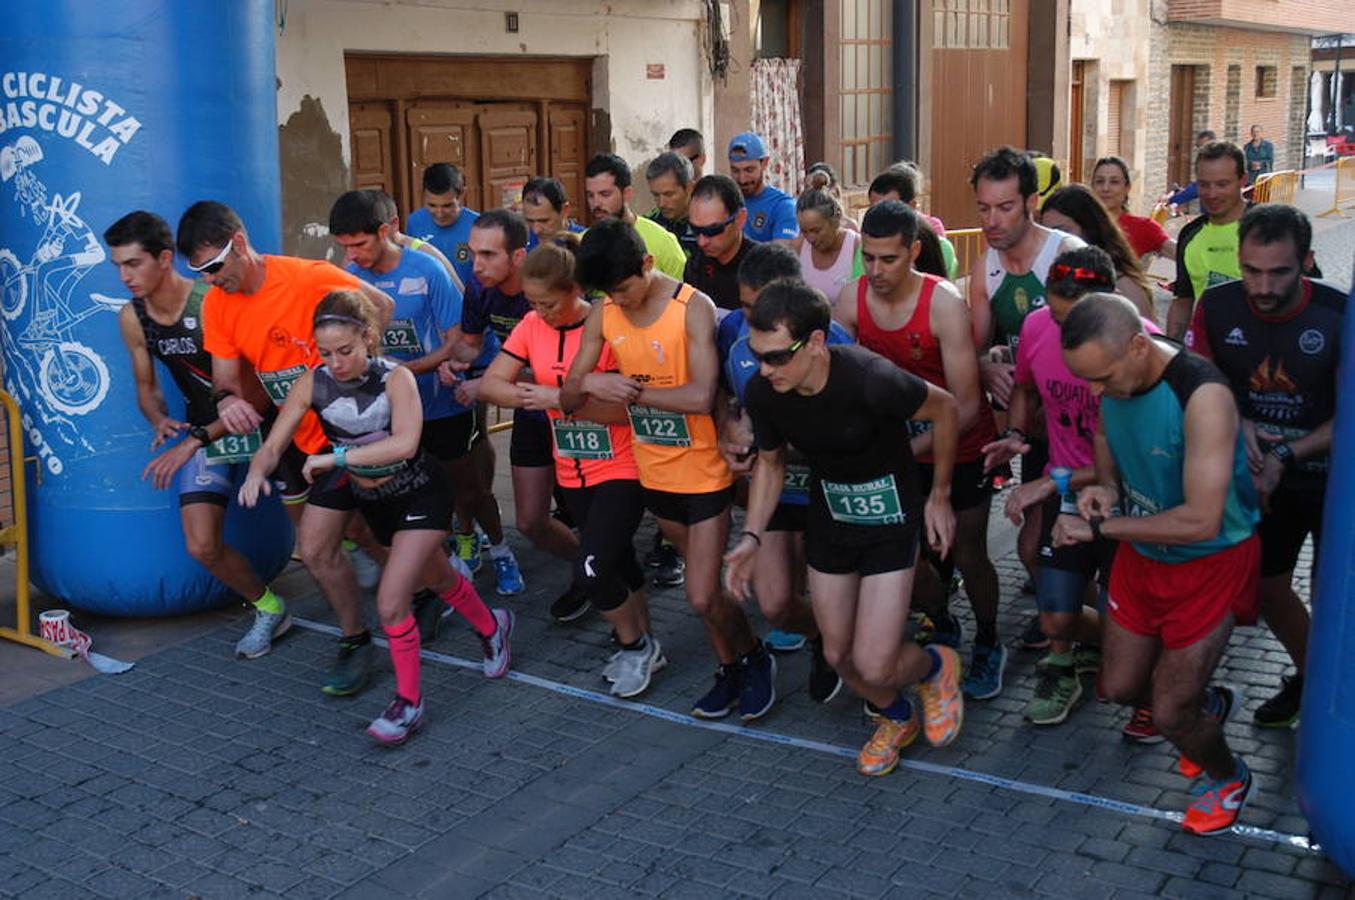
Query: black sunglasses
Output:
[[690, 213, 738, 238], [749, 336, 806, 367]]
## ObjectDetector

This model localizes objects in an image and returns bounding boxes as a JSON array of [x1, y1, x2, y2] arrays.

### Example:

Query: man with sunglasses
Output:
[[725, 280, 963, 776], [684, 175, 756, 314], [728, 131, 798, 245], [834, 201, 1007, 701], [178, 201, 396, 692], [668, 128, 706, 180], [716, 243, 854, 701]]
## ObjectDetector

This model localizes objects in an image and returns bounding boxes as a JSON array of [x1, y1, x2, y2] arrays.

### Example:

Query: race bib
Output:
[[205, 429, 261, 465], [381, 319, 422, 354], [258, 364, 308, 406], [821, 474, 906, 526], [783, 464, 811, 497], [628, 405, 691, 447], [552, 418, 614, 460]]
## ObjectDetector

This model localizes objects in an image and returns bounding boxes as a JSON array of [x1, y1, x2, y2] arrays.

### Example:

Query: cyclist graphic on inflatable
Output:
[[1, 135, 123, 421]]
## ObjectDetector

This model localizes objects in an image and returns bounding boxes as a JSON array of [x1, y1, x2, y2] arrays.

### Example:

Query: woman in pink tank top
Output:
[[795, 187, 860, 301]]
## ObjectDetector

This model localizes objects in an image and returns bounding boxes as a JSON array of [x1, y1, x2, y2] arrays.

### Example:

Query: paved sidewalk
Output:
[[2, 481, 1353, 899]]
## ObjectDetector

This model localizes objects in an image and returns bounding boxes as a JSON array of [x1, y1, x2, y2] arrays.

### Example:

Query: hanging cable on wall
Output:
[[702, 0, 731, 83]]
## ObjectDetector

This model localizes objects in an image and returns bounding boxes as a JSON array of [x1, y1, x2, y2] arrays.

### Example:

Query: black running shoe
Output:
[[550, 581, 592, 624], [412, 589, 444, 644], [1253, 675, 1301, 728], [808, 638, 843, 704], [650, 542, 685, 587]]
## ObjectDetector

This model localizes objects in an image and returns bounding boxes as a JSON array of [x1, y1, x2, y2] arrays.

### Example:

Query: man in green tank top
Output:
[[108, 210, 292, 660]]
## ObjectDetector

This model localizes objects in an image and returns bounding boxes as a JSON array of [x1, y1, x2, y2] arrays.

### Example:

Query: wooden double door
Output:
[[346, 54, 592, 225]]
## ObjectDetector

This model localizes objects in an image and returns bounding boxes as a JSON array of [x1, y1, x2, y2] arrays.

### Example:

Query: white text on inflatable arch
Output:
[[0, 72, 141, 165]]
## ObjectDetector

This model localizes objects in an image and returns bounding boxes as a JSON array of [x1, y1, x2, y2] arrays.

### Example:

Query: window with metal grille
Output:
[[933, 0, 1010, 50]]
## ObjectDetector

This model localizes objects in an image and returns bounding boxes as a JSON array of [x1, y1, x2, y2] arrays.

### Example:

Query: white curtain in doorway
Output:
[[751, 57, 805, 196]]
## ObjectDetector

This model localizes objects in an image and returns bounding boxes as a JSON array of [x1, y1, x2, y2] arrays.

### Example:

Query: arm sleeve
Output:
[[655, 231, 687, 280], [500, 316, 532, 363], [771, 198, 800, 240], [745, 378, 786, 452], [201, 289, 238, 358], [1174, 226, 1196, 301], [307, 260, 363, 295], [1183, 295, 1213, 359], [427, 262, 462, 333], [461, 278, 488, 334], [863, 354, 929, 423]]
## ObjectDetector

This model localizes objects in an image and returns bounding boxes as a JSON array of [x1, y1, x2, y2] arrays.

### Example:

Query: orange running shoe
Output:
[[917, 645, 964, 747], [857, 709, 920, 776], [1178, 755, 1203, 779], [1182, 758, 1252, 835]]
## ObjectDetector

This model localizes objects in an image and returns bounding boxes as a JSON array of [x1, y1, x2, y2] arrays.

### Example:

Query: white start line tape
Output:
[[291, 617, 1319, 855]]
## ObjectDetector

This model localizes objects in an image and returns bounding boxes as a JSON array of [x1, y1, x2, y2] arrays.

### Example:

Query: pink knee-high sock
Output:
[[443, 577, 495, 637], [383, 616, 421, 704]]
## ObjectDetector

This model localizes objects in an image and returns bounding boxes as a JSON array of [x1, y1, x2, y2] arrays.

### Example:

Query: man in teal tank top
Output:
[[1052, 294, 1259, 838]]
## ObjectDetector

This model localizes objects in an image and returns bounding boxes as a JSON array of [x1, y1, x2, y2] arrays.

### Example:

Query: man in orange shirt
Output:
[[177, 201, 394, 695]]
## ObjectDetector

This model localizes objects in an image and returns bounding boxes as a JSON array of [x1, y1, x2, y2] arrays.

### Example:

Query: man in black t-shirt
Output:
[[684, 175, 758, 313], [109, 210, 291, 660], [725, 280, 964, 778], [1186, 204, 1342, 729]]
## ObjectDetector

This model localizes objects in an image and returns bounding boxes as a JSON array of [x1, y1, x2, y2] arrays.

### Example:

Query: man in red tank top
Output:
[[833, 201, 1009, 701]]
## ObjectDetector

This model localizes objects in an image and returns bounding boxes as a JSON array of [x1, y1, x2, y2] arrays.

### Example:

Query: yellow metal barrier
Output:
[[1249, 170, 1299, 205], [0, 390, 73, 658], [1319, 157, 1355, 218], [947, 228, 986, 282]]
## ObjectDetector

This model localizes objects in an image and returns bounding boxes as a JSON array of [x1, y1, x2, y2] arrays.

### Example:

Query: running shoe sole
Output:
[[367, 715, 424, 746]]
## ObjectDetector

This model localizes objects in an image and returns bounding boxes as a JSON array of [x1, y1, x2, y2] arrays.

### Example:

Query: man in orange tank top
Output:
[[562, 220, 779, 722], [834, 201, 1009, 702]]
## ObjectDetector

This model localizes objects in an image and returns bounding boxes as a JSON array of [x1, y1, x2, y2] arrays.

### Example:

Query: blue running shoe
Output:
[[962, 643, 1007, 700], [763, 629, 806, 653], [738, 645, 777, 721], [692, 665, 741, 719], [493, 555, 526, 596]]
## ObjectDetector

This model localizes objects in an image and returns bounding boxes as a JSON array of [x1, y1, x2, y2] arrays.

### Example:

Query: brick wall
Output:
[[1167, 0, 1348, 37], [1141, 22, 1310, 204]]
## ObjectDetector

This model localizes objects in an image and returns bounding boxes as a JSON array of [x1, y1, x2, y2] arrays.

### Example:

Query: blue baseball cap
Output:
[[727, 131, 769, 162]]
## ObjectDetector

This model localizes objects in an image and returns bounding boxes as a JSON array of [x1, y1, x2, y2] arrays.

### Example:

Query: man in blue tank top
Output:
[[1053, 293, 1260, 837]]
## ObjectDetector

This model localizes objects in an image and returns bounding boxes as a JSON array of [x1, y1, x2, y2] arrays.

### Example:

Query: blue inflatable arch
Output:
[[0, 0, 293, 615]]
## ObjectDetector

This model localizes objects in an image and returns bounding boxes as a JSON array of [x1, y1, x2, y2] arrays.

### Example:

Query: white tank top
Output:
[[799, 229, 860, 301]]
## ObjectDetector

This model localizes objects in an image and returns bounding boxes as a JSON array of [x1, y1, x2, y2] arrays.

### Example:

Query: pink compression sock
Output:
[[443, 577, 495, 637], [383, 616, 422, 704]]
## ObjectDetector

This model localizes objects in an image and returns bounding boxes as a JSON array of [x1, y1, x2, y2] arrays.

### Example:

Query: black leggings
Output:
[[561, 480, 646, 612]]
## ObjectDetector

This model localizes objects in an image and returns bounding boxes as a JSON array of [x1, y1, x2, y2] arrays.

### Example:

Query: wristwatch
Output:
[[1268, 443, 1295, 470], [188, 424, 211, 446], [1089, 515, 1105, 541], [333, 446, 349, 469]]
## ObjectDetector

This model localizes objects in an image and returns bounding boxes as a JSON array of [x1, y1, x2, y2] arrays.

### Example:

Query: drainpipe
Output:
[[893, 0, 918, 162]]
